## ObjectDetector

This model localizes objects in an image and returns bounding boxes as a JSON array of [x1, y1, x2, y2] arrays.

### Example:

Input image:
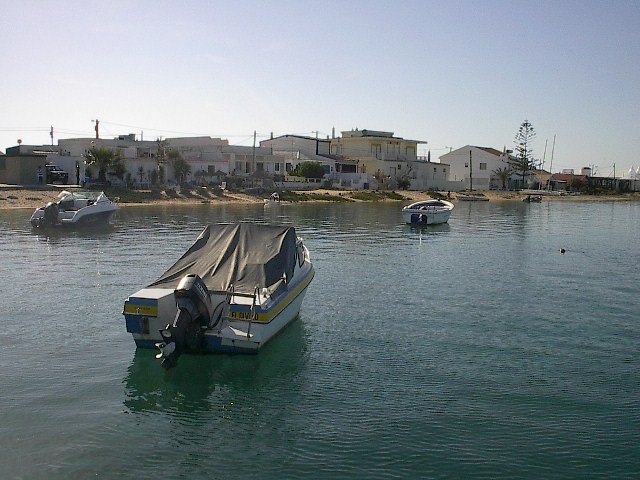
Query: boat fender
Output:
[[209, 300, 227, 329]]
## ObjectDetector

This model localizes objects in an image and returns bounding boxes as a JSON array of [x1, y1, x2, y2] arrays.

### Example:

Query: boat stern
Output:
[[123, 288, 177, 348]]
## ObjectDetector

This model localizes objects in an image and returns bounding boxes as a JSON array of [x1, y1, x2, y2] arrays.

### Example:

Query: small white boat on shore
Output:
[[402, 199, 454, 225], [30, 190, 118, 228], [123, 223, 315, 369], [264, 192, 282, 206], [457, 193, 489, 201]]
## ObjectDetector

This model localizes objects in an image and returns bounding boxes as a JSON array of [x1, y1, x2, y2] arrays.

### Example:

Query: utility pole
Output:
[[469, 149, 473, 191], [252, 130, 256, 180]]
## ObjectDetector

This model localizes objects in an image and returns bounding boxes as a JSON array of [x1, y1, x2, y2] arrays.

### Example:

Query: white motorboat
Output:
[[263, 192, 282, 206], [30, 190, 119, 228], [123, 223, 315, 369], [457, 193, 489, 201], [402, 199, 454, 225]]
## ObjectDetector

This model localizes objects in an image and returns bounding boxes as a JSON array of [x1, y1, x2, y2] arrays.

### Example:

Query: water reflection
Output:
[[30, 224, 117, 243], [123, 318, 309, 415], [408, 223, 451, 234]]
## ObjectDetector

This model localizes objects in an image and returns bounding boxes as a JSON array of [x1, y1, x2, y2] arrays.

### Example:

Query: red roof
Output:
[[476, 147, 503, 156]]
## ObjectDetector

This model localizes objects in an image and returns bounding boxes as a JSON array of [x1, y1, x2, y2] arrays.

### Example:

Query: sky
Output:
[[1, 0, 639, 176]]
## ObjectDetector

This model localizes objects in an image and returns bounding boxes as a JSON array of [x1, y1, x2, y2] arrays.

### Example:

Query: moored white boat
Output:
[[264, 192, 282, 206], [30, 190, 118, 228], [457, 193, 489, 201], [402, 199, 454, 225], [123, 223, 314, 369]]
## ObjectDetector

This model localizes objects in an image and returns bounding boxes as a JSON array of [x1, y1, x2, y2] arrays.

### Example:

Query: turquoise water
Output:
[[0, 200, 638, 479]]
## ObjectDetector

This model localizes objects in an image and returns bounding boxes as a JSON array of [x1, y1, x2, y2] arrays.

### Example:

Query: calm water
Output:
[[0, 199, 638, 479]]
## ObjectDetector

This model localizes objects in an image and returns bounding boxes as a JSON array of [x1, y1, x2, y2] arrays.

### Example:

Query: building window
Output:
[[443, 168, 446, 174], [235, 161, 242, 172], [275, 163, 280, 172], [480, 163, 487, 170], [256, 162, 264, 171]]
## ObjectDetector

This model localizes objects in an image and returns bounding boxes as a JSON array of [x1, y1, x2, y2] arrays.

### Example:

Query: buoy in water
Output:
[[560, 248, 566, 254]]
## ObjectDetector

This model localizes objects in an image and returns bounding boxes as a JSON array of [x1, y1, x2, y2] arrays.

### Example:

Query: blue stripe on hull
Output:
[[133, 337, 258, 354]]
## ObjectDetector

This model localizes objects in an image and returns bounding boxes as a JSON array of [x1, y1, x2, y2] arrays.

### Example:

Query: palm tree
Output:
[[109, 151, 126, 180], [167, 150, 191, 185], [85, 147, 114, 182], [493, 167, 512, 190], [155, 139, 170, 186]]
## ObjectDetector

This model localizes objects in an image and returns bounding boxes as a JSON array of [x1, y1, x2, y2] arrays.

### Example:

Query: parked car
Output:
[[45, 164, 69, 184]]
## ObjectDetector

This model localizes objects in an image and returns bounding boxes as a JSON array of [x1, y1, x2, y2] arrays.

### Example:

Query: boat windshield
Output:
[[56, 191, 104, 203]]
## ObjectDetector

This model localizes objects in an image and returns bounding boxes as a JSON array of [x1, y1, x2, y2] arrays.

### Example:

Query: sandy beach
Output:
[[1, 186, 638, 210], [0, 187, 264, 210]]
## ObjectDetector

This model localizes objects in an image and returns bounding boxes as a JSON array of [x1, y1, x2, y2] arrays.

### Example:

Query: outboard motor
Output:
[[43, 202, 59, 227], [155, 274, 213, 370]]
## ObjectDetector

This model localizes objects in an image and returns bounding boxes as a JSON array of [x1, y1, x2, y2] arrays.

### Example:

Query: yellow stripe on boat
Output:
[[229, 270, 314, 323], [123, 304, 158, 316]]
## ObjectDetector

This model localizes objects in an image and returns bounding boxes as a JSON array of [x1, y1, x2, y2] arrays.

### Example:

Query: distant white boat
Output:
[[521, 189, 561, 196], [264, 192, 282, 206], [457, 193, 489, 201], [402, 199, 454, 225], [30, 190, 118, 228]]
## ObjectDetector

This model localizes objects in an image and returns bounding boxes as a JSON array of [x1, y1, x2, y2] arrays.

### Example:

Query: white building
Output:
[[57, 135, 233, 185], [260, 134, 332, 174], [222, 144, 284, 177], [440, 145, 511, 191], [328, 128, 453, 191], [332, 128, 417, 189]]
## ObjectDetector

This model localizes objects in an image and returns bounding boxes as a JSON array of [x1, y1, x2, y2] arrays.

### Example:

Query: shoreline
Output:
[[1, 186, 639, 210]]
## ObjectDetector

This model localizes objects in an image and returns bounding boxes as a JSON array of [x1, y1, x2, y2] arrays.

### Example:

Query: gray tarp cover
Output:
[[148, 223, 297, 293]]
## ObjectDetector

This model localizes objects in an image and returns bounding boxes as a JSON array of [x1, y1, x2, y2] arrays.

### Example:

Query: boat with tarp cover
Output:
[[123, 223, 314, 369]]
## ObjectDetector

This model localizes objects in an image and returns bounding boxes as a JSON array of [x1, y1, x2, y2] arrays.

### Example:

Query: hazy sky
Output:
[[1, 0, 638, 175]]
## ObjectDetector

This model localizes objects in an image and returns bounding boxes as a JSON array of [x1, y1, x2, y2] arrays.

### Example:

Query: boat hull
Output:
[[402, 209, 452, 225], [31, 208, 117, 228]]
